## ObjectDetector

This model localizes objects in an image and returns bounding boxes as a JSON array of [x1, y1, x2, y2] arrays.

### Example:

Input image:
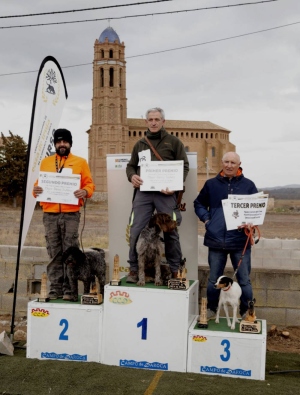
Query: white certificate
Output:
[[37, 172, 81, 205], [140, 160, 183, 191], [222, 196, 268, 230]]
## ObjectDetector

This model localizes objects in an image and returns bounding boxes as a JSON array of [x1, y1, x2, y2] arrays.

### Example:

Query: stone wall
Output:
[[0, 240, 299, 327]]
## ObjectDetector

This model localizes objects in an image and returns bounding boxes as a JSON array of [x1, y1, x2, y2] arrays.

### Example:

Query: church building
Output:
[[87, 27, 235, 196]]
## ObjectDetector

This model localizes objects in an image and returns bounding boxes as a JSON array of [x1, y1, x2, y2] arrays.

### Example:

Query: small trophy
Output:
[[81, 281, 103, 305], [239, 299, 261, 333], [168, 262, 189, 290], [110, 254, 121, 286], [197, 297, 208, 328], [38, 272, 49, 302]]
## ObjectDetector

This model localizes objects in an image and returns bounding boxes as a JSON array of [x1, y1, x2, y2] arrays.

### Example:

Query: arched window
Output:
[[206, 133, 208, 138], [176, 132, 178, 137], [201, 133, 203, 138], [196, 133, 198, 138], [185, 146, 189, 152], [100, 68, 104, 87], [186, 132, 189, 138], [109, 68, 114, 87], [133, 131, 136, 137], [129, 131, 131, 137], [101, 49, 104, 58], [109, 49, 113, 58], [119, 69, 122, 87], [212, 147, 216, 157]]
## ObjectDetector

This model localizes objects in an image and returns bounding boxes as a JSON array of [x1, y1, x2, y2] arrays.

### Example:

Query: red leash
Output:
[[233, 225, 260, 279]]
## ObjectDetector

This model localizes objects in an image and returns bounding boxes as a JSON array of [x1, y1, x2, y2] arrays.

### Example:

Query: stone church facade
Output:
[[87, 27, 235, 197]]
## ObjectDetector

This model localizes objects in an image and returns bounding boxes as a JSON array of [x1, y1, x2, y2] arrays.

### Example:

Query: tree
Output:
[[0, 131, 27, 207]]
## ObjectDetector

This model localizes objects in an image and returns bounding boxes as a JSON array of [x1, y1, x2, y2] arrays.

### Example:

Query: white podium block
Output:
[[27, 300, 103, 362], [187, 316, 266, 380], [102, 279, 199, 372]]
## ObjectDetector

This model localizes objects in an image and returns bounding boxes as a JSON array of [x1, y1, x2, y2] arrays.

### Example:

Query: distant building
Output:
[[88, 27, 235, 197]]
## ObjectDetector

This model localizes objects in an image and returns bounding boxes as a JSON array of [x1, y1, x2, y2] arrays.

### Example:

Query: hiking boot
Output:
[[63, 292, 76, 301], [126, 271, 138, 283], [48, 291, 63, 300], [206, 309, 216, 320]]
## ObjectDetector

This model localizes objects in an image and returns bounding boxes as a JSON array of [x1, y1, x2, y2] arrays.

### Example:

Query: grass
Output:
[[0, 348, 299, 395]]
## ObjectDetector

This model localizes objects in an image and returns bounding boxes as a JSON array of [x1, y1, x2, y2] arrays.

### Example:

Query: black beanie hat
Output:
[[54, 129, 73, 146]]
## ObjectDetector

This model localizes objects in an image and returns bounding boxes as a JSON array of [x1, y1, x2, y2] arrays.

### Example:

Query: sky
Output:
[[0, 0, 299, 189]]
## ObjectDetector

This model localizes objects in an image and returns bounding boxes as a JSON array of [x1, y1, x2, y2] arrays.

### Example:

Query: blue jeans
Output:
[[207, 248, 253, 316]]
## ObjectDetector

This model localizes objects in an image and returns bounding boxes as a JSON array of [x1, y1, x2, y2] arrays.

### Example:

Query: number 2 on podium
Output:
[[137, 318, 148, 340]]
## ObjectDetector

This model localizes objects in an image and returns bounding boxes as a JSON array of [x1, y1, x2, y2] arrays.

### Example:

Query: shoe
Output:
[[206, 309, 216, 320], [126, 271, 138, 283], [48, 291, 63, 300], [62, 293, 75, 301]]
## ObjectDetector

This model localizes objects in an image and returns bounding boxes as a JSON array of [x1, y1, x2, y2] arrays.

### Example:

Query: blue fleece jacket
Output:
[[194, 168, 258, 250]]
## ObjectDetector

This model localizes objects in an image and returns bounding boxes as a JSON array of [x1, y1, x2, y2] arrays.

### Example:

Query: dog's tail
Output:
[[90, 247, 105, 260]]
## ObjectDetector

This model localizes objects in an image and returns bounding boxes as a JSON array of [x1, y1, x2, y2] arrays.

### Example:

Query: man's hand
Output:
[[74, 189, 88, 199], [33, 186, 43, 196], [161, 187, 174, 195], [131, 174, 143, 188]]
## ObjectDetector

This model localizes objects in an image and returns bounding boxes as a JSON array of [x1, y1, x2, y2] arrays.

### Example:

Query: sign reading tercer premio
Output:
[[140, 160, 183, 191], [222, 193, 269, 230]]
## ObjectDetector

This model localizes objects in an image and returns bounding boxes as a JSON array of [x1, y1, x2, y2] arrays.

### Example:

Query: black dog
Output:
[[62, 246, 106, 302]]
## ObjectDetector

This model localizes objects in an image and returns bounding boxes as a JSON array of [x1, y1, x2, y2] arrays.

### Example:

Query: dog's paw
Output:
[[137, 281, 145, 286], [215, 318, 219, 324], [154, 280, 163, 286], [230, 324, 236, 330]]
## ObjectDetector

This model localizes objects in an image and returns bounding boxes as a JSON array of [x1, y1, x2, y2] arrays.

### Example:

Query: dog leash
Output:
[[232, 224, 260, 279]]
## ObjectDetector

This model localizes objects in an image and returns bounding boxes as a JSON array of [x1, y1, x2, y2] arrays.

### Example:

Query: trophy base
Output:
[[197, 322, 208, 329], [168, 278, 189, 290], [38, 297, 49, 303], [81, 293, 103, 305], [110, 280, 121, 286], [239, 320, 261, 333]]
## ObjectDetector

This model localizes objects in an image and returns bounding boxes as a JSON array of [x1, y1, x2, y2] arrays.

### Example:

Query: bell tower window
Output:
[[109, 68, 114, 87]]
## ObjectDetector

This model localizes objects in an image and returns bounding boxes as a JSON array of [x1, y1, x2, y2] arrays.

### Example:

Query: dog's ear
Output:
[[148, 215, 156, 228], [227, 277, 233, 286]]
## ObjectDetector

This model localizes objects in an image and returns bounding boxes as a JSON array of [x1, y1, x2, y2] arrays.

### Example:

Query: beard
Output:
[[56, 146, 70, 157]]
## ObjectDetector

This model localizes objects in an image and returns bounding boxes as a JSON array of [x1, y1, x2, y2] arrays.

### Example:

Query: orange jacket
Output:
[[34, 153, 95, 213]]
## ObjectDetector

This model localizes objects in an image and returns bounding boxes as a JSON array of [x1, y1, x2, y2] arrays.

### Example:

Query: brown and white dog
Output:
[[215, 275, 242, 330], [136, 213, 177, 286]]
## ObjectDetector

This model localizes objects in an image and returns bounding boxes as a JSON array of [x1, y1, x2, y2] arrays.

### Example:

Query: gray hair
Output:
[[145, 107, 165, 120]]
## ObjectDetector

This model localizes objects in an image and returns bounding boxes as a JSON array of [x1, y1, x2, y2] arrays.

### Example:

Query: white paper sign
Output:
[[37, 172, 81, 205], [140, 160, 183, 191], [222, 195, 268, 230]]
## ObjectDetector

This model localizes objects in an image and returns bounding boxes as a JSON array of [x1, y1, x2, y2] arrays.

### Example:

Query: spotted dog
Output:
[[215, 275, 242, 330], [136, 213, 177, 286]]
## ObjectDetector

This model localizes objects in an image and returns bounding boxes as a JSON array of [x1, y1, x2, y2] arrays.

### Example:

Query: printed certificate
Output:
[[222, 194, 269, 230], [37, 172, 81, 205], [140, 160, 183, 191]]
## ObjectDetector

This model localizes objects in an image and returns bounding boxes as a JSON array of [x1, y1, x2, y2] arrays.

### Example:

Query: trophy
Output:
[[168, 261, 189, 290], [38, 272, 49, 302], [197, 297, 208, 328], [81, 279, 103, 305], [239, 298, 261, 333], [110, 254, 121, 286]]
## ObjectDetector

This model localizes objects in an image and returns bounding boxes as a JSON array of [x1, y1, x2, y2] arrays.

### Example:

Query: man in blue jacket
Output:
[[194, 152, 258, 319]]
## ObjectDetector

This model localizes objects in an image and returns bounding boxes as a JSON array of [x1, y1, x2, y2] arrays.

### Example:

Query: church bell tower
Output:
[[88, 27, 128, 194]]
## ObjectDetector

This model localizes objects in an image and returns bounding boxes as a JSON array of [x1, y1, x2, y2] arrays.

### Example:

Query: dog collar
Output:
[[223, 285, 231, 291]]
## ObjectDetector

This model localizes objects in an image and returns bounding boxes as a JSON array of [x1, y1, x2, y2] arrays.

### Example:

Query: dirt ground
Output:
[[0, 202, 299, 354]]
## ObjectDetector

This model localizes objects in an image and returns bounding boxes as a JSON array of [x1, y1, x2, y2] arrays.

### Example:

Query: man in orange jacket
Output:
[[33, 128, 95, 300]]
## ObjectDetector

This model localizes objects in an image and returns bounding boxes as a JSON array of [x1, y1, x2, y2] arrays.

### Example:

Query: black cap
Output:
[[54, 129, 73, 146]]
